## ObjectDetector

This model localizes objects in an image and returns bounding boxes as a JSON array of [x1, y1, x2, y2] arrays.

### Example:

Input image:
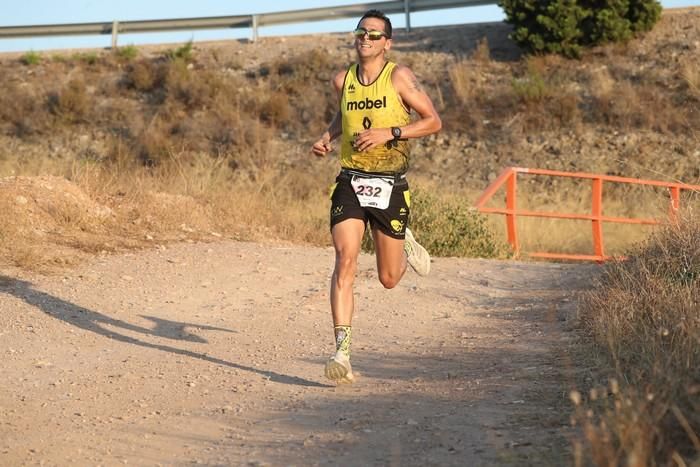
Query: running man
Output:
[[311, 9, 442, 384]]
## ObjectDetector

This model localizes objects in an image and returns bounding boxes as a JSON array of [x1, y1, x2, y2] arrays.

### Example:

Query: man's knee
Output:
[[378, 269, 402, 289], [334, 254, 357, 285]]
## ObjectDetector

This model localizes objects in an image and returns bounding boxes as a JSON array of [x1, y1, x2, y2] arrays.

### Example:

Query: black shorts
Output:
[[329, 169, 411, 239]]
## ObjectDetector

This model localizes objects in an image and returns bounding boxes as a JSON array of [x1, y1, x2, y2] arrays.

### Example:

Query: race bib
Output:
[[351, 175, 394, 210]]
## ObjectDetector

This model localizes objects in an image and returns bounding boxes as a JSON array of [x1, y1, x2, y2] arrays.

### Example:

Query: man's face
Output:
[[355, 17, 391, 58]]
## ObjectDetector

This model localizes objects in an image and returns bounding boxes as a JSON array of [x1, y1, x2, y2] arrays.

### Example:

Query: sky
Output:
[[0, 0, 698, 53]]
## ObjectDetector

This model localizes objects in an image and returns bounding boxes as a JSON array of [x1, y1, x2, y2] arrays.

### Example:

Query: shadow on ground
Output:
[[0, 275, 329, 388]]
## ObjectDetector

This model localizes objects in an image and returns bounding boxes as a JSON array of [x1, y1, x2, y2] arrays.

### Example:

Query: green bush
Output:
[[512, 61, 550, 102], [499, 0, 662, 58], [362, 187, 507, 258], [166, 40, 194, 62], [116, 44, 139, 61], [72, 52, 100, 65], [20, 51, 42, 66]]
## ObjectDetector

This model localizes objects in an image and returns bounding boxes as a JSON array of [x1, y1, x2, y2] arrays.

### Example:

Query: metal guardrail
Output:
[[0, 0, 499, 48], [474, 167, 700, 262]]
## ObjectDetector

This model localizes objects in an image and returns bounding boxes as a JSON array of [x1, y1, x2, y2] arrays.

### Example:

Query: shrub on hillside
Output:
[[47, 79, 91, 123], [116, 45, 139, 61], [126, 60, 166, 92], [362, 187, 507, 258], [0, 84, 47, 137], [134, 115, 178, 166], [20, 51, 42, 66], [577, 216, 700, 464], [262, 48, 338, 134], [73, 52, 101, 66], [165, 40, 194, 62], [260, 91, 291, 126], [499, 0, 662, 58], [164, 59, 210, 108]]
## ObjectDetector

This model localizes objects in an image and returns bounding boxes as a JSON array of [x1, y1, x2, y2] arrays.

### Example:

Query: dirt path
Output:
[[0, 240, 596, 466]]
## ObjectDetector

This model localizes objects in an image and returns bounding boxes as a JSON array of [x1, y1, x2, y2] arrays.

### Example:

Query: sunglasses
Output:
[[352, 27, 388, 41]]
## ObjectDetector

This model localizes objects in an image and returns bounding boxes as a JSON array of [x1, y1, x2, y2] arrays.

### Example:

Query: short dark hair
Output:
[[357, 9, 392, 38]]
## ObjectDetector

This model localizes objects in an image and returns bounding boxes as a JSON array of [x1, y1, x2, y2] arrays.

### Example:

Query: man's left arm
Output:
[[390, 65, 442, 139]]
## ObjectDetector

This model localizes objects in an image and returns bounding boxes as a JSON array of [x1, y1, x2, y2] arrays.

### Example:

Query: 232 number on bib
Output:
[[350, 176, 393, 210]]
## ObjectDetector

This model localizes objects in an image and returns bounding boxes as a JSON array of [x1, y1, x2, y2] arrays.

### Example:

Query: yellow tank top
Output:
[[340, 61, 411, 174]]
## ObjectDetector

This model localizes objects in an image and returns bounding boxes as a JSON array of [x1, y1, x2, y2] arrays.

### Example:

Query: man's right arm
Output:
[[311, 70, 346, 157]]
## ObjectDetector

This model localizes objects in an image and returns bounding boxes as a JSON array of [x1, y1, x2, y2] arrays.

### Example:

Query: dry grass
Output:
[[0, 83, 49, 137], [471, 37, 491, 63], [573, 215, 700, 465], [446, 59, 491, 137], [681, 58, 700, 99], [444, 54, 584, 138], [0, 145, 340, 271], [47, 79, 92, 123]]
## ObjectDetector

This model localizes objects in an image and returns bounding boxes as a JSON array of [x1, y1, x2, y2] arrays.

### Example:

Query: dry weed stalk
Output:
[[681, 58, 700, 99], [471, 37, 491, 63]]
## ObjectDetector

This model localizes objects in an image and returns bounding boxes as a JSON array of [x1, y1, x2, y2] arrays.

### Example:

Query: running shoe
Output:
[[324, 350, 355, 384], [404, 228, 431, 276]]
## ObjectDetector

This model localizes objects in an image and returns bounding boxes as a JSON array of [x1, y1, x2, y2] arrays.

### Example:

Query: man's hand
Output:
[[353, 128, 393, 152], [311, 137, 333, 157]]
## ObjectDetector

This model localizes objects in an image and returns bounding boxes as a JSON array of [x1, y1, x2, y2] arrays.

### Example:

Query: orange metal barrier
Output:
[[474, 167, 700, 262]]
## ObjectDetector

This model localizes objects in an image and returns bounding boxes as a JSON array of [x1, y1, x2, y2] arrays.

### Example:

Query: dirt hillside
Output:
[[1, 7, 699, 189]]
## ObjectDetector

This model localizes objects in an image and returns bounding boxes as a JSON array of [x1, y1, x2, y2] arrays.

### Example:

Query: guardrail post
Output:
[[669, 186, 681, 224], [251, 15, 259, 42], [592, 178, 604, 259], [111, 21, 119, 49], [506, 171, 519, 257], [404, 0, 411, 33]]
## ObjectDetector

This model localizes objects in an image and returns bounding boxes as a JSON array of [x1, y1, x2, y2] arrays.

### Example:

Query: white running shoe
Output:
[[404, 228, 431, 276], [324, 350, 355, 384]]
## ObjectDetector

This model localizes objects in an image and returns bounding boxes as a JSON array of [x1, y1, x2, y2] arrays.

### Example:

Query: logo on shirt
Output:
[[347, 83, 356, 94], [346, 96, 387, 111]]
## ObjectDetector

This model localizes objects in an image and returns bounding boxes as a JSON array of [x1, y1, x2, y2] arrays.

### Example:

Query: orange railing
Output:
[[474, 167, 700, 262]]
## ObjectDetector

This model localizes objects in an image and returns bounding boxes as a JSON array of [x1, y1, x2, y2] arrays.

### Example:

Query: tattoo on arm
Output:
[[409, 76, 424, 93]]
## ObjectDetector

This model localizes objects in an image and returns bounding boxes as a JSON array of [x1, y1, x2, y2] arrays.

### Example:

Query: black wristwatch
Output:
[[391, 127, 402, 140]]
